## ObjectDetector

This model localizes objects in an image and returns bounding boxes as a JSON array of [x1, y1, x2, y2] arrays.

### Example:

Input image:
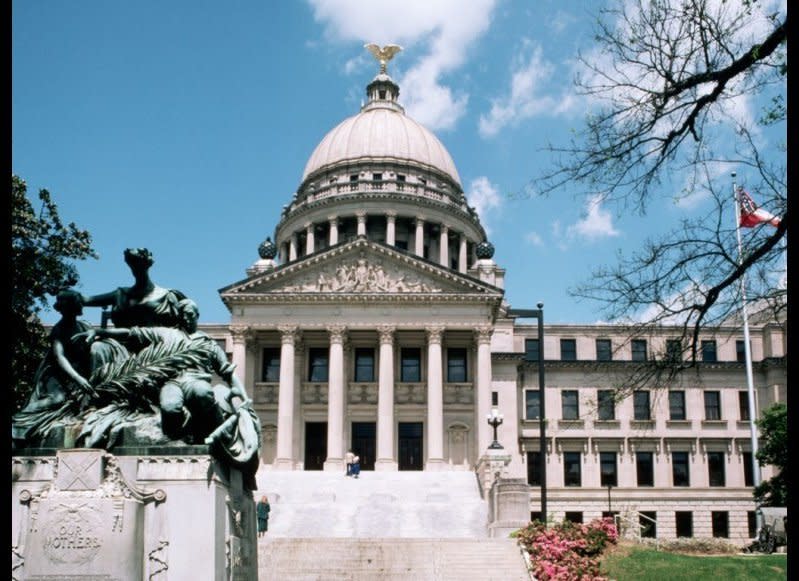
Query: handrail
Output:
[[614, 511, 659, 550]]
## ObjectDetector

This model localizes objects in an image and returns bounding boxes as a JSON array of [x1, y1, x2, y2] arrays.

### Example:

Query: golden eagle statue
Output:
[[364, 43, 403, 74]]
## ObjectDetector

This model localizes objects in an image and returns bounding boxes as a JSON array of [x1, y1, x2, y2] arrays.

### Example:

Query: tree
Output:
[[537, 0, 787, 386], [753, 402, 787, 506], [11, 175, 97, 412]]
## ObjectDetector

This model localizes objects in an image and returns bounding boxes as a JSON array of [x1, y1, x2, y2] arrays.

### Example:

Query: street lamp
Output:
[[486, 408, 505, 449], [606, 483, 613, 514]]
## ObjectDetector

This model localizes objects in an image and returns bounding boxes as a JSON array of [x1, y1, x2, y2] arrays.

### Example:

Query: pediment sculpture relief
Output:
[[280, 258, 440, 293]]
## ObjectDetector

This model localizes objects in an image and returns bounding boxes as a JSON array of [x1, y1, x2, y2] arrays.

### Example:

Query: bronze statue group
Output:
[[12, 248, 261, 489]]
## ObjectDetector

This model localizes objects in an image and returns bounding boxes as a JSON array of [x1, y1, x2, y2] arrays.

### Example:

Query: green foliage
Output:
[[754, 403, 787, 506], [11, 175, 96, 412]]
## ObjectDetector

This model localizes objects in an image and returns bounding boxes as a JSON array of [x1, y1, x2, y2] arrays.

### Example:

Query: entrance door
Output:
[[398, 422, 424, 471], [351, 422, 376, 471], [304, 422, 327, 470]]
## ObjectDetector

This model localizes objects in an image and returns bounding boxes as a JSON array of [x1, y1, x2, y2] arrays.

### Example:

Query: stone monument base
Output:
[[11, 447, 257, 580]]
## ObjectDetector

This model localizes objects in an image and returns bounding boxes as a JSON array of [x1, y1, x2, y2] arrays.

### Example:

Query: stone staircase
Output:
[[254, 470, 531, 580]]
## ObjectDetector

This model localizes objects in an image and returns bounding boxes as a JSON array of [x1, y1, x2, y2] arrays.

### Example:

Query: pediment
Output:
[[220, 238, 502, 301]]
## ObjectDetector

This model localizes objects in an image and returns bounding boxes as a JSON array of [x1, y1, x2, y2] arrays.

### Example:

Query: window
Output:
[[712, 511, 729, 538], [560, 339, 577, 361], [742, 451, 755, 487], [354, 348, 375, 382], [636, 452, 654, 486], [561, 390, 579, 420], [600, 452, 617, 487], [261, 347, 281, 382], [736, 340, 747, 362], [525, 390, 541, 420], [524, 339, 540, 362], [704, 391, 721, 420], [602, 511, 619, 521], [530, 511, 543, 523], [308, 348, 329, 382], [563, 452, 581, 486], [596, 339, 612, 361], [640, 511, 657, 538], [372, 172, 382, 181], [665, 339, 682, 362], [526, 451, 542, 486], [447, 348, 467, 382], [748, 511, 757, 538], [675, 512, 693, 538], [492, 391, 499, 406], [672, 452, 690, 487], [738, 391, 751, 421], [400, 348, 421, 382], [349, 174, 358, 191], [633, 391, 651, 420], [701, 340, 717, 362], [708, 451, 726, 486], [565, 512, 583, 524], [631, 339, 648, 362], [669, 391, 686, 420], [597, 390, 615, 421]]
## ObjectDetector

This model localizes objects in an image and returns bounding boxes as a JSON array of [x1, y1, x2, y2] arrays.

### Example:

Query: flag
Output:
[[738, 187, 781, 228]]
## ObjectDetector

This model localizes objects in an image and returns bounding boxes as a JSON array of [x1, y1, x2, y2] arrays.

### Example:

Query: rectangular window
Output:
[[704, 391, 722, 420], [665, 339, 682, 362], [712, 511, 729, 538], [446, 348, 467, 382], [530, 511, 543, 523], [640, 511, 657, 538], [308, 347, 329, 382], [492, 391, 499, 406], [596, 339, 612, 361], [560, 339, 577, 361], [636, 452, 654, 486], [669, 391, 686, 420], [736, 340, 746, 362], [563, 452, 581, 486], [742, 451, 755, 487], [600, 452, 617, 487], [672, 451, 690, 487], [675, 512, 693, 538], [561, 390, 579, 420], [524, 338, 540, 362], [354, 348, 375, 382], [525, 390, 541, 420], [633, 391, 651, 421], [372, 172, 382, 181], [738, 391, 751, 421], [565, 512, 583, 524], [597, 390, 615, 421], [261, 347, 281, 382], [631, 339, 648, 362], [526, 451, 542, 486], [701, 340, 717, 362], [747, 511, 757, 538], [400, 348, 421, 382], [349, 174, 358, 191], [708, 451, 726, 487]]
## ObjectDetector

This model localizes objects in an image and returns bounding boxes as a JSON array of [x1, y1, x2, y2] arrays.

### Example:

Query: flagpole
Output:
[[731, 171, 762, 535]]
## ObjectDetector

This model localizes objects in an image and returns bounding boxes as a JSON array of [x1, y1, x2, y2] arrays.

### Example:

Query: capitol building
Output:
[[208, 56, 786, 544]]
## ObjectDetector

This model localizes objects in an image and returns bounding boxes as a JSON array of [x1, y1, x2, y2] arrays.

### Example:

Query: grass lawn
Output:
[[600, 542, 787, 581]]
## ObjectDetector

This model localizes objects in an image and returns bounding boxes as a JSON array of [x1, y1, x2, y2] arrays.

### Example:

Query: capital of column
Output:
[[426, 325, 445, 345], [474, 326, 493, 345], [377, 325, 396, 345], [230, 325, 253, 344], [440, 224, 449, 236], [356, 210, 367, 223], [327, 215, 339, 226], [414, 216, 426, 227], [327, 325, 348, 345], [385, 211, 397, 222], [278, 325, 301, 345], [304, 222, 313, 232]]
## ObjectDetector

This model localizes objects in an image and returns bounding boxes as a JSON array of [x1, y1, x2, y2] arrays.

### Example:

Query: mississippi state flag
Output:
[[738, 187, 781, 228]]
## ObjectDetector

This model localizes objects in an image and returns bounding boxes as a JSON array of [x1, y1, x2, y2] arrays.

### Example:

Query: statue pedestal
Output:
[[11, 447, 257, 581]]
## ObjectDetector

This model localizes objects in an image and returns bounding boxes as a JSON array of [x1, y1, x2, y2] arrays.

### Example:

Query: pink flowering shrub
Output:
[[515, 517, 618, 581]]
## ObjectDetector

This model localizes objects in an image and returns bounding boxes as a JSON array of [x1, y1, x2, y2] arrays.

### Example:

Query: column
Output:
[[414, 217, 425, 257], [289, 234, 298, 261], [324, 326, 347, 471], [386, 211, 397, 246], [275, 325, 299, 469], [357, 211, 367, 237], [305, 222, 315, 255], [474, 326, 493, 454], [426, 326, 446, 469], [459, 235, 468, 273], [230, 325, 250, 387], [439, 224, 449, 267], [328, 216, 339, 246], [375, 325, 397, 470]]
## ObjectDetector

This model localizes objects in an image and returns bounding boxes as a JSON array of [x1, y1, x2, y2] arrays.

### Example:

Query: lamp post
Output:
[[487, 408, 504, 449], [606, 483, 613, 514]]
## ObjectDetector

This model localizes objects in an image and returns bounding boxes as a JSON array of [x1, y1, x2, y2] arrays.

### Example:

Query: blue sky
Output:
[[13, 0, 785, 325]]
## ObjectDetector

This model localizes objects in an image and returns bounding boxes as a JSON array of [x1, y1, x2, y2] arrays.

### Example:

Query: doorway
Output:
[[304, 422, 327, 470], [351, 422, 376, 471], [398, 422, 423, 470]]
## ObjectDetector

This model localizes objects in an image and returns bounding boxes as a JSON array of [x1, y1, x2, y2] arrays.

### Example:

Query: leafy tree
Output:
[[753, 402, 787, 506], [536, 0, 786, 386], [11, 175, 97, 412]]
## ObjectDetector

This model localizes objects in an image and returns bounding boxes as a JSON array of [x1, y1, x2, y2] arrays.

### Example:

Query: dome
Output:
[[301, 101, 461, 187]]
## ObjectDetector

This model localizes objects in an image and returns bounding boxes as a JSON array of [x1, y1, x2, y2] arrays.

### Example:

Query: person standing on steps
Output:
[[352, 454, 361, 479], [345, 449, 355, 476], [257, 496, 271, 538]]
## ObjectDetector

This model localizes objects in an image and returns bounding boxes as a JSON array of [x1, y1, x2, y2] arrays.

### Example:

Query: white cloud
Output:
[[307, 0, 498, 131], [524, 231, 543, 246], [566, 194, 620, 241], [466, 176, 502, 234]]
